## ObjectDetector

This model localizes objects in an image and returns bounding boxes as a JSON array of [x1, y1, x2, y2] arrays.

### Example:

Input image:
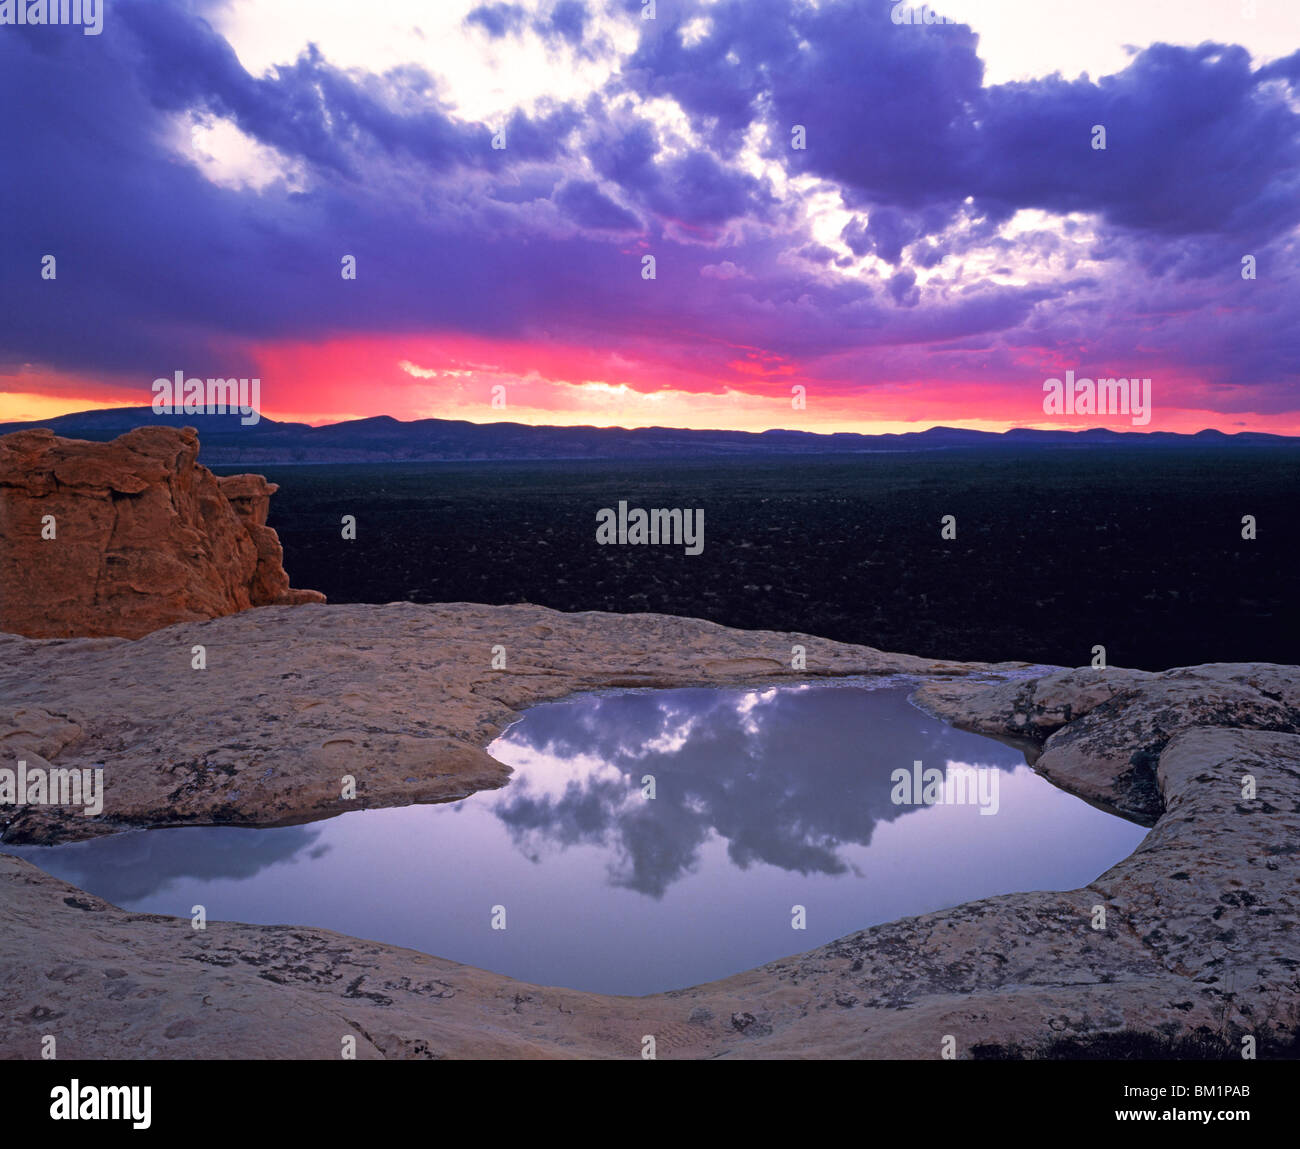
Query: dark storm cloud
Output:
[[971, 43, 1300, 240], [121, 2, 575, 172], [543, 0, 587, 47], [614, 0, 1300, 397], [842, 209, 931, 265], [0, 0, 627, 375], [465, 3, 527, 39], [887, 267, 920, 308], [631, 2, 1300, 248], [583, 107, 777, 229], [1, 0, 1297, 410], [554, 179, 641, 230]]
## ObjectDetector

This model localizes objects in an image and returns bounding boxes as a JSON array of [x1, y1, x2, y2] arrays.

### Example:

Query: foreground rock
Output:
[[913, 665, 1300, 823], [0, 426, 323, 639], [0, 604, 1296, 1058], [1, 721, 1295, 1058], [0, 602, 1004, 845]]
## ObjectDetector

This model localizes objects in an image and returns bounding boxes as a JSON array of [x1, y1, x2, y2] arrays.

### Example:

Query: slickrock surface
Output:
[[913, 665, 1300, 823], [0, 426, 323, 639], [1, 603, 1296, 1058], [0, 720, 1295, 1059], [0, 602, 1001, 845]]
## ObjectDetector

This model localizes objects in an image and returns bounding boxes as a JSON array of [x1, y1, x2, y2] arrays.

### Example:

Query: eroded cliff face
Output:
[[0, 426, 323, 639]]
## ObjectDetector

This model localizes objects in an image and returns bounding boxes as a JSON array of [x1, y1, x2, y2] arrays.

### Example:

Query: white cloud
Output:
[[938, 0, 1300, 84], [213, 0, 637, 123], [171, 111, 310, 192]]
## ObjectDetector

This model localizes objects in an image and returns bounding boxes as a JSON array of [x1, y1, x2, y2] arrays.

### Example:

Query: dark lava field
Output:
[[239, 446, 1299, 671]]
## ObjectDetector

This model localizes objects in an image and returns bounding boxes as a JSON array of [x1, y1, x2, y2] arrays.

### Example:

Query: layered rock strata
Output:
[[0, 426, 323, 640]]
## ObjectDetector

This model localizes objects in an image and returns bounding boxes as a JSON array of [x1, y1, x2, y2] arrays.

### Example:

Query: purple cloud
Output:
[[0, 0, 1295, 420]]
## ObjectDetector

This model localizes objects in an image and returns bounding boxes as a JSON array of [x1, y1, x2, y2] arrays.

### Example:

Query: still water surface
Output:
[[2, 682, 1148, 995]]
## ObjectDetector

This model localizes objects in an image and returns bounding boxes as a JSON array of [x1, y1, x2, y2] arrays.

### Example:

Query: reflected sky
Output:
[[491, 682, 1017, 898], [1, 682, 1148, 996]]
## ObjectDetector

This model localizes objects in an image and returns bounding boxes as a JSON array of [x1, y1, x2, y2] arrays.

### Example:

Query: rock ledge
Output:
[[1, 604, 1296, 1058], [0, 426, 323, 639]]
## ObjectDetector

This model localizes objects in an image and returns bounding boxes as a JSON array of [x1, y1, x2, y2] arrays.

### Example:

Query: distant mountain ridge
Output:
[[0, 407, 1293, 464]]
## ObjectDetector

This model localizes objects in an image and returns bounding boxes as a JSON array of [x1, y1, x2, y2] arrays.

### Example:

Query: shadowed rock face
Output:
[[0, 426, 323, 639]]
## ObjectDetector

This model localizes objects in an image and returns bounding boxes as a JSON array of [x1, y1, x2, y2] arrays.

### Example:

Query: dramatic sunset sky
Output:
[[2, 0, 1299, 433]]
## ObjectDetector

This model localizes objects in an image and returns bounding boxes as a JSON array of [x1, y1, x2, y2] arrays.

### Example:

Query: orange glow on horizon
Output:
[[4, 334, 1298, 437]]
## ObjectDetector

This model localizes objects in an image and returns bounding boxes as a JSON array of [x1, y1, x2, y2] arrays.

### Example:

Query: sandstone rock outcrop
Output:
[[0, 426, 323, 639], [913, 665, 1300, 823], [0, 602, 1295, 1058]]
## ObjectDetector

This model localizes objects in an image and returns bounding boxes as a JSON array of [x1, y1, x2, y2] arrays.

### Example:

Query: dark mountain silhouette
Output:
[[0, 406, 1293, 464]]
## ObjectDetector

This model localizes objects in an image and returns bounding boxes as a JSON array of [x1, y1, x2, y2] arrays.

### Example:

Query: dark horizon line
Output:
[[2, 405, 1297, 445]]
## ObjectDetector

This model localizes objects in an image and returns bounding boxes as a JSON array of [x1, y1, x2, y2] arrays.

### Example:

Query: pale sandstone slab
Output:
[[2, 723, 1295, 1059], [915, 665, 1300, 822], [1, 604, 1296, 1058], [0, 602, 1009, 845]]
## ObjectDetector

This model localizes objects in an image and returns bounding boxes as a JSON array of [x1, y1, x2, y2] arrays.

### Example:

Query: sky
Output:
[[2, 0, 1299, 434]]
